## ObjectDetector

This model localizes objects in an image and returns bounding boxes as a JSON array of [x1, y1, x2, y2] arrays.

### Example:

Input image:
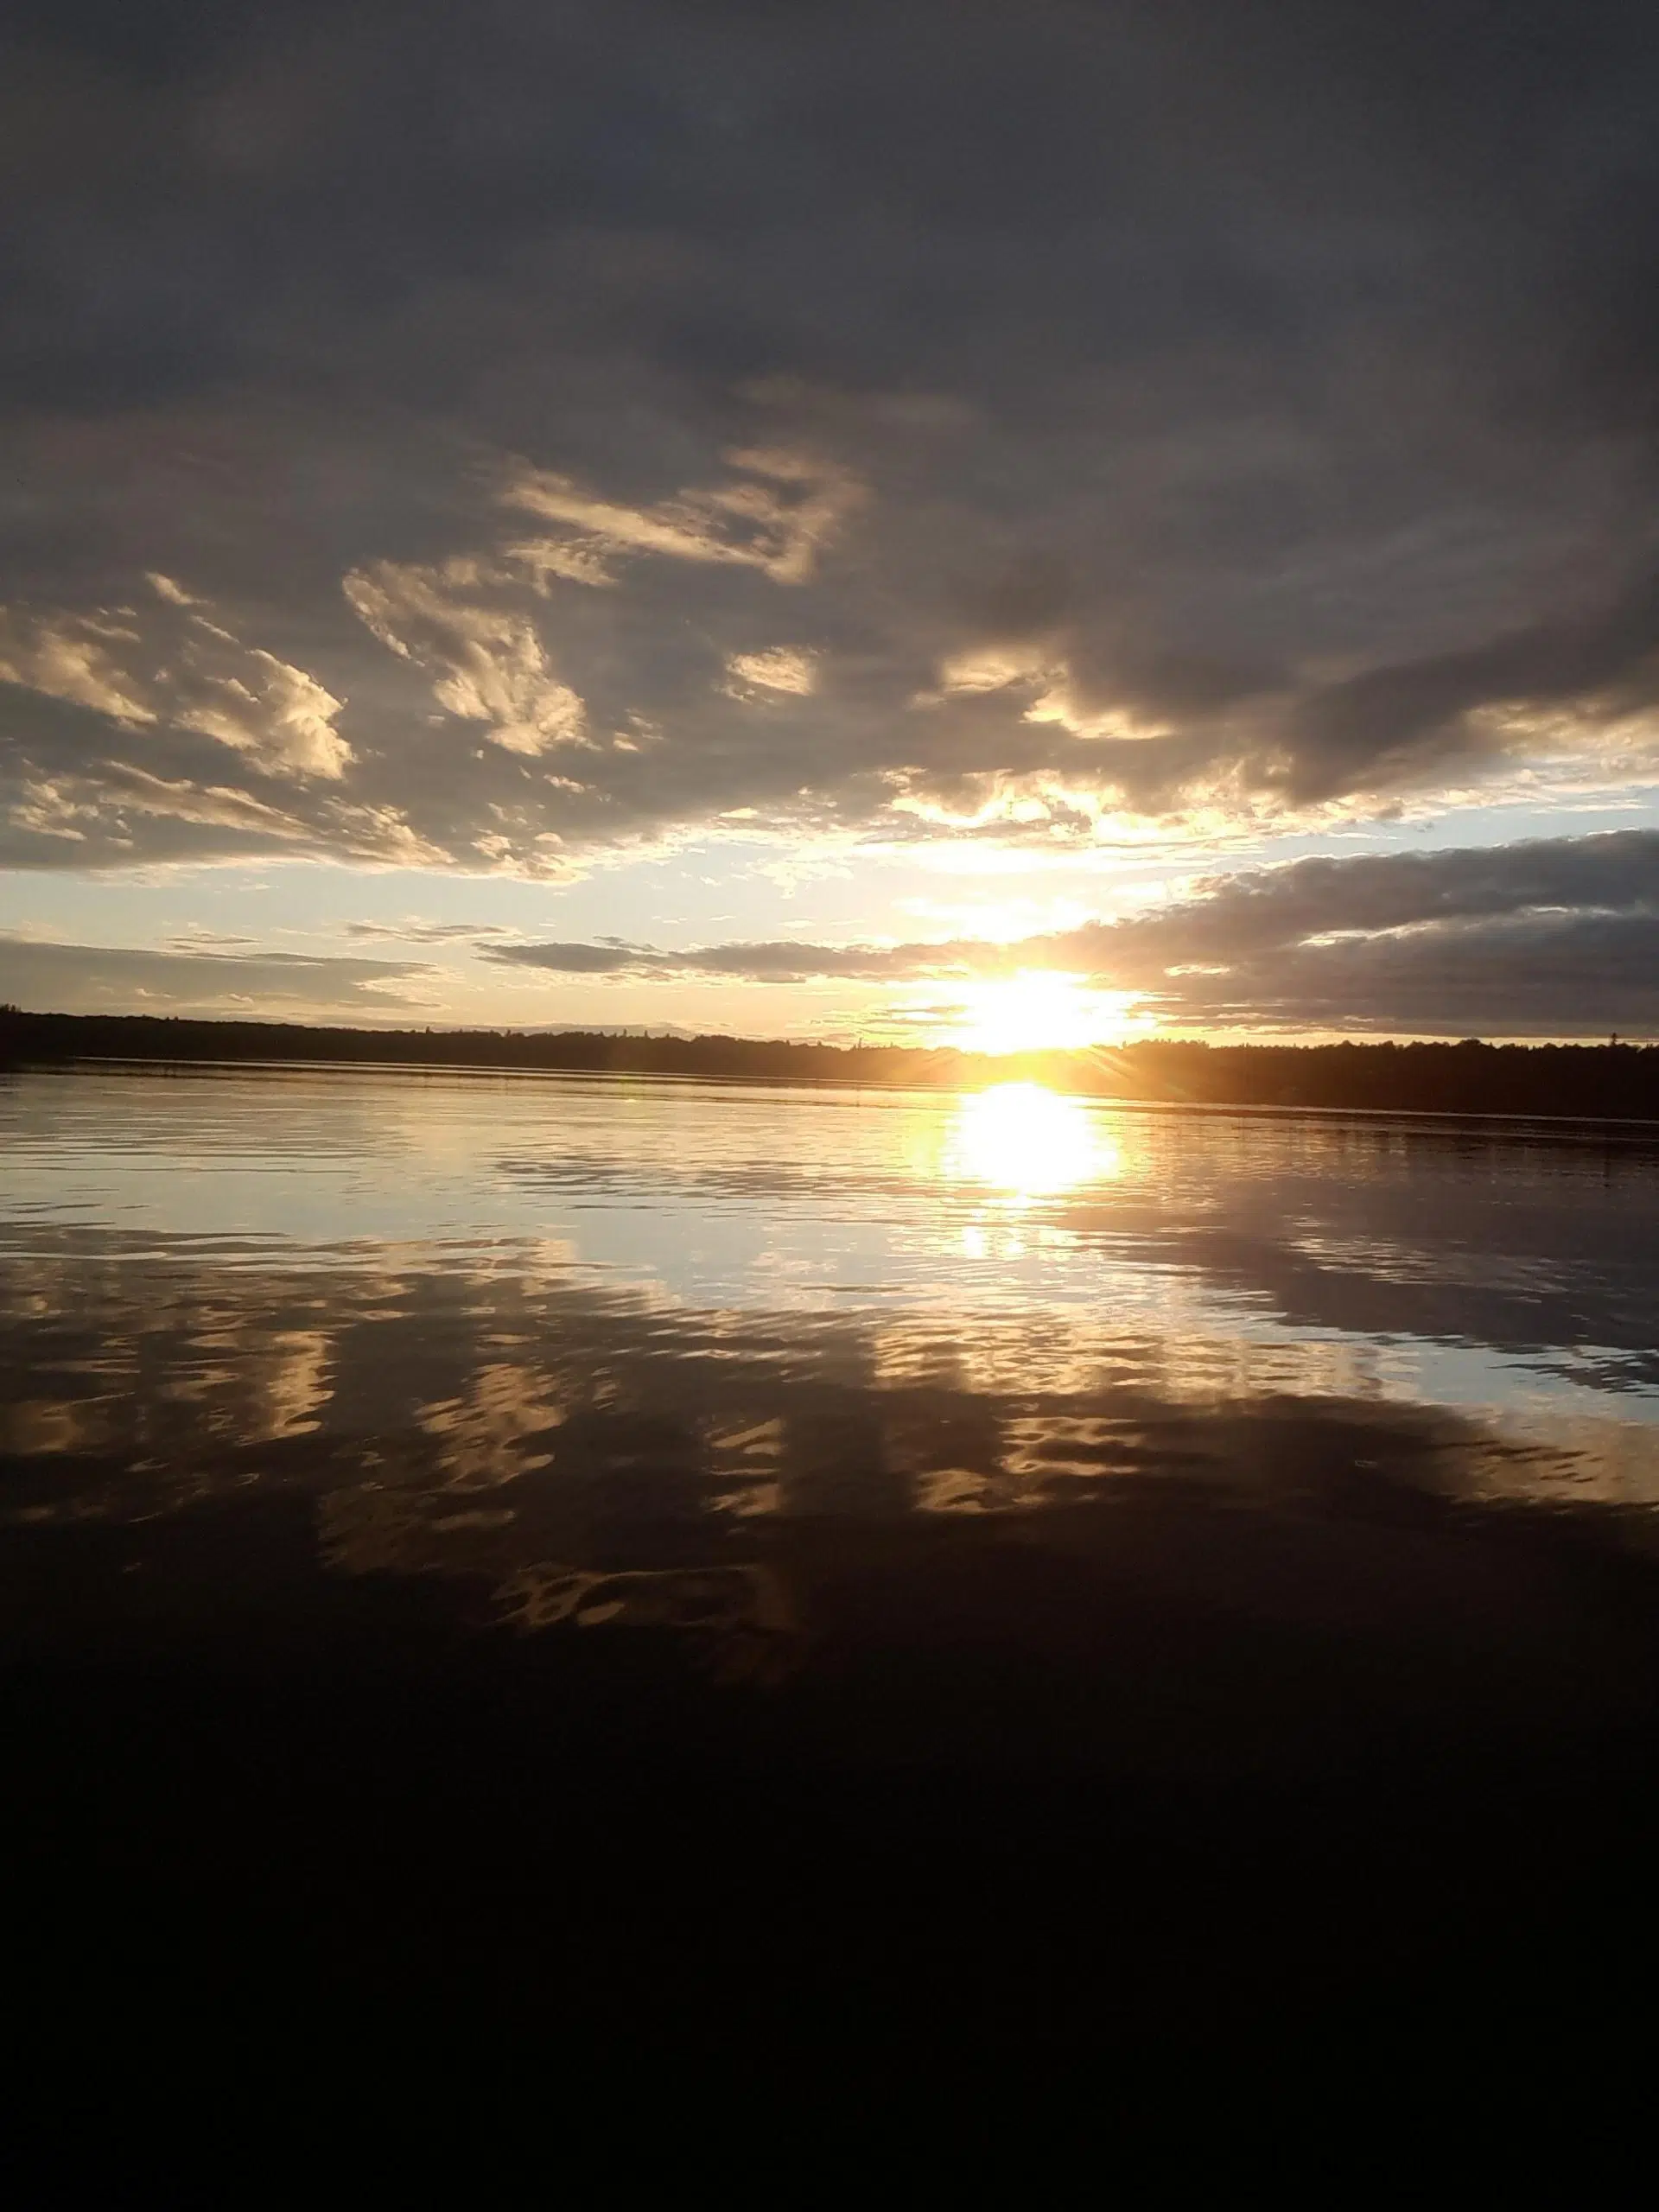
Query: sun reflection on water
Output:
[[946, 1083, 1119, 1201]]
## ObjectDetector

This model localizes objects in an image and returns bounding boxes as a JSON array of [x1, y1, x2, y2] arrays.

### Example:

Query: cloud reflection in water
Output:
[[3, 1066, 1659, 1669]]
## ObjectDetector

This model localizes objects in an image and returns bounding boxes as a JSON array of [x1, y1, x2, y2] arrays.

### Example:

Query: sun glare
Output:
[[947, 971, 1135, 1056], [947, 1082, 1117, 1199]]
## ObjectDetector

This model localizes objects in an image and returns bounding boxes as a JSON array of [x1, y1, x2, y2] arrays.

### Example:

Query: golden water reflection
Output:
[[944, 1083, 1120, 1202], [8, 1065, 1659, 1672]]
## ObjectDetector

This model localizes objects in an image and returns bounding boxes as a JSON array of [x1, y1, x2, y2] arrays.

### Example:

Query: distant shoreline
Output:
[[31, 1051, 1659, 1149], [6, 1007, 1659, 1127]]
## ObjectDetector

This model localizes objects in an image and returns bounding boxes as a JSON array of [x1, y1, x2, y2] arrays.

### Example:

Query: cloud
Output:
[[6, 761, 451, 871], [345, 918, 524, 944], [486, 829, 1659, 1036], [724, 646, 818, 698], [0, 577, 349, 781], [487, 937, 939, 982], [0, 933, 434, 1017], [1286, 577, 1659, 801], [504, 448, 861, 588], [164, 927, 260, 950], [4, 3, 1659, 875], [1081, 829, 1659, 1033], [342, 559, 586, 757]]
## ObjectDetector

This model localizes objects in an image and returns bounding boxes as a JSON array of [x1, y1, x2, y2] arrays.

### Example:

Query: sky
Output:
[[4, 0, 1659, 1046]]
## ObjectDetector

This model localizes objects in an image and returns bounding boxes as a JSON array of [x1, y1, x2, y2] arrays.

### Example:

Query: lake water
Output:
[[3, 1062, 1658, 1655], [10, 1059, 1659, 2046]]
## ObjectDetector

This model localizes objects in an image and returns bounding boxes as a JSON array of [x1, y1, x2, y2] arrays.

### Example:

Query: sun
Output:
[[947, 970, 1135, 1056]]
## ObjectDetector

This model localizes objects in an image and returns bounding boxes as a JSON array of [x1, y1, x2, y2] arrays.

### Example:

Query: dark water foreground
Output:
[[4, 1065, 1658, 2065]]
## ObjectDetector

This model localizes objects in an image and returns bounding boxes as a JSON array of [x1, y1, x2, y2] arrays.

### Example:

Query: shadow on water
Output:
[[4, 1065, 1659, 2055]]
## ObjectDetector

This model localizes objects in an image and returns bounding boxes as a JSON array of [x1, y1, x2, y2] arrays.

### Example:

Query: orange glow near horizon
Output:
[[944, 970, 1140, 1056]]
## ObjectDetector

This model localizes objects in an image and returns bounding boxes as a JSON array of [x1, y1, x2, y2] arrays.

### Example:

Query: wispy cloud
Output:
[[0, 934, 435, 1018], [345, 918, 524, 944], [1, 575, 349, 782], [342, 560, 587, 758]]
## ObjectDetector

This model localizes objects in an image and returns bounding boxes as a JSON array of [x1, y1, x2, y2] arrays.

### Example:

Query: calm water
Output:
[[4, 1063, 1658, 1651]]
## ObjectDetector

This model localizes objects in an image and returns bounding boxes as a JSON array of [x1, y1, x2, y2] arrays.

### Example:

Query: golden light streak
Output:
[[944, 969, 1137, 1055], [944, 1082, 1120, 1199]]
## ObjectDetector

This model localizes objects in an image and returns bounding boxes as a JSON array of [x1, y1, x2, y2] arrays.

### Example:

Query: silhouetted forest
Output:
[[5, 1005, 1659, 1120]]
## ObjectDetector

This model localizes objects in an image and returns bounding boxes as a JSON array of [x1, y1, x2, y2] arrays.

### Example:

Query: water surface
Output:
[[4, 1063, 1657, 1662]]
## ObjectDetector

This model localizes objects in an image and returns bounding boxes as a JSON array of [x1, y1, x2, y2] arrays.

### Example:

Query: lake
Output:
[[5, 1062, 1658, 1545], [6, 1062, 1659, 2044]]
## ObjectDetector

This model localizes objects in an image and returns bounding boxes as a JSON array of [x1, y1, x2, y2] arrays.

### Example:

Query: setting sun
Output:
[[946, 971, 1138, 1056]]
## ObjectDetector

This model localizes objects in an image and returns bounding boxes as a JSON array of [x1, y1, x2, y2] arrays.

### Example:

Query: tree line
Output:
[[5, 1005, 1659, 1120]]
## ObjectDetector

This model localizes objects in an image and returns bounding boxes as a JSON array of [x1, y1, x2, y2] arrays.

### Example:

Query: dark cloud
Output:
[[486, 940, 643, 976], [1288, 576, 1659, 799], [0, 933, 433, 1016], [488, 938, 935, 982], [4, 3, 1659, 871], [488, 828, 1659, 1035]]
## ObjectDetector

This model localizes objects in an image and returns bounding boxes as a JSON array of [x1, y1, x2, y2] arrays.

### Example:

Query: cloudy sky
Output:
[[4, 0, 1659, 1043]]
